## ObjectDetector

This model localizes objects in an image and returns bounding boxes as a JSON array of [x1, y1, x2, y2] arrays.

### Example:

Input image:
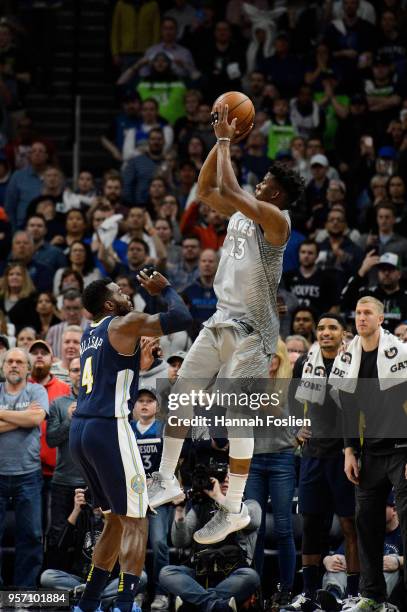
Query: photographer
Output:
[[159, 473, 261, 612], [40, 488, 147, 605]]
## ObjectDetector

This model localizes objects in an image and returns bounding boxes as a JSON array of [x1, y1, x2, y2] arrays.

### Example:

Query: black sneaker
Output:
[[270, 585, 293, 611], [281, 593, 321, 612], [316, 589, 342, 611]]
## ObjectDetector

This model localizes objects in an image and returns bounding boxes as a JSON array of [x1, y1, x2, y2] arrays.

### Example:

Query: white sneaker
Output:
[[175, 596, 183, 611], [341, 597, 386, 612], [193, 503, 251, 544], [150, 594, 169, 610], [228, 597, 237, 611], [134, 592, 145, 608], [147, 472, 183, 508]]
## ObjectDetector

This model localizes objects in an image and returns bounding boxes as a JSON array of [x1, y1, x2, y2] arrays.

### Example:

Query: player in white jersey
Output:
[[148, 103, 305, 546]]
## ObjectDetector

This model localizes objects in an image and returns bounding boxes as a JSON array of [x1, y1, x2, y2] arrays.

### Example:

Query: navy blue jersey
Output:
[[76, 316, 140, 418], [130, 419, 164, 478]]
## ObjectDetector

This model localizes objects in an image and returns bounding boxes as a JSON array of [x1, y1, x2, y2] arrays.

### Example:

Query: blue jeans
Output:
[[148, 503, 171, 594], [160, 565, 260, 611], [40, 569, 148, 599], [0, 470, 43, 587], [245, 451, 296, 588]]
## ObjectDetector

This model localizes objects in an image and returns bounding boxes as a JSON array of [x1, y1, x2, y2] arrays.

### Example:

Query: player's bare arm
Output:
[[109, 271, 192, 354], [196, 144, 236, 216], [213, 103, 290, 246]]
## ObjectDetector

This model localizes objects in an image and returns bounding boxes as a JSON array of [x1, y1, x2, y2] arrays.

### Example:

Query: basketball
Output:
[[212, 91, 255, 142]]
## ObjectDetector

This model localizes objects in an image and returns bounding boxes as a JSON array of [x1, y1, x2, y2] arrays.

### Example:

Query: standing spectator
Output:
[[51, 326, 82, 384], [361, 203, 407, 272], [46, 290, 86, 359], [0, 347, 49, 587], [5, 141, 49, 230], [166, 236, 201, 292], [121, 98, 173, 164], [260, 98, 296, 161], [260, 33, 305, 99], [116, 206, 165, 262], [183, 249, 218, 336], [25, 213, 67, 274], [46, 356, 87, 568], [364, 54, 402, 141], [290, 85, 323, 140], [165, 0, 196, 40], [122, 128, 166, 205], [53, 241, 102, 295]]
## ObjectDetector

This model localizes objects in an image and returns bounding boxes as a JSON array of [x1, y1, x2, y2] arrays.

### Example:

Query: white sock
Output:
[[225, 473, 248, 514], [159, 437, 184, 479]]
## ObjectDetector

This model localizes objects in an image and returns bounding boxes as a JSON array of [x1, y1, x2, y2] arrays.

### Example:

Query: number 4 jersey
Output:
[[205, 210, 291, 356], [76, 316, 140, 418]]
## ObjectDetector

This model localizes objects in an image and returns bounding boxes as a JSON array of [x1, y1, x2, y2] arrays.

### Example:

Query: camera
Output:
[[187, 461, 228, 503]]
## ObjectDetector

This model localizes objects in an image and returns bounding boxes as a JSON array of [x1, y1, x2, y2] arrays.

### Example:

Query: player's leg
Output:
[[149, 327, 222, 508]]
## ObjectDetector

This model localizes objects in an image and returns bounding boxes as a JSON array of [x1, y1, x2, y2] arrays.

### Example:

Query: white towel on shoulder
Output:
[[329, 327, 407, 393], [295, 342, 329, 406]]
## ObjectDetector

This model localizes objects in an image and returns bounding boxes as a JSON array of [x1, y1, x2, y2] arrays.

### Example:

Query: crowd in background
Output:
[[0, 0, 407, 610]]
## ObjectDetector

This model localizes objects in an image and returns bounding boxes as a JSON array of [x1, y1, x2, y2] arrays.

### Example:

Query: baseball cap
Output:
[[0, 334, 9, 350], [167, 351, 187, 364], [28, 339, 52, 354], [310, 154, 329, 168], [137, 386, 160, 404], [376, 252, 400, 269], [378, 146, 397, 160]]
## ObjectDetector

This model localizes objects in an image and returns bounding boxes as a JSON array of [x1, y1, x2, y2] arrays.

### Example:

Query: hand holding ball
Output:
[[212, 91, 255, 142]]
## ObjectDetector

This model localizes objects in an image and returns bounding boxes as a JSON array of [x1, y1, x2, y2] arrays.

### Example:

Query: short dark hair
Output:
[[268, 161, 305, 205], [63, 288, 82, 302], [129, 238, 150, 255], [82, 278, 113, 318], [149, 127, 164, 139], [292, 305, 317, 323], [376, 201, 396, 216], [26, 213, 46, 225], [299, 239, 319, 254], [316, 312, 346, 328]]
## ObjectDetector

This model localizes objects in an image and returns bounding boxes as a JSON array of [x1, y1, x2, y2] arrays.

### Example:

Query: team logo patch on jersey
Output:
[[385, 347, 398, 359], [131, 474, 145, 494]]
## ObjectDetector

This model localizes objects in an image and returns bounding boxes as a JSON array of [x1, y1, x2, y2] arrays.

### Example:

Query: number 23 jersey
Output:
[[76, 316, 140, 418], [205, 210, 291, 356]]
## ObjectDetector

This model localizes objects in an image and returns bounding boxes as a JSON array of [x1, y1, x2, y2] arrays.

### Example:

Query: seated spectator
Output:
[[46, 289, 87, 358], [5, 114, 55, 171], [336, 95, 372, 174], [41, 487, 148, 602], [52, 209, 89, 253], [53, 241, 101, 295], [377, 9, 407, 68], [341, 251, 407, 333], [166, 235, 201, 292], [25, 213, 67, 274], [365, 54, 402, 142], [284, 240, 340, 315], [290, 84, 323, 140], [173, 160, 197, 209], [100, 171, 130, 216], [42, 166, 64, 204], [183, 249, 218, 338], [116, 205, 166, 263], [33, 291, 61, 339], [51, 325, 82, 384], [305, 154, 330, 219], [259, 98, 296, 160], [180, 101, 216, 153], [5, 140, 49, 230], [186, 135, 207, 172], [166, 350, 186, 383], [116, 274, 150, 313], [387, 174, 407, 224], [154, 218, 182, 265], [0, 347, 48, 587], [285, 334, 310, 366], [55, 270, 84, 311], [27, 195, 66, 241], [165, 0, 195, 40], [174, 89, 202, 144], [241, 130, 269, 184], [159, 473, 261, 612], [305, 43, 342, 94], [260, 32, 305, 99], [291, 306, 317, 344], [146, 177, 168, 218], [16, 326, 37, 349], [358, 173, 389, 230], [121, 97, 174, 164], [5, 230, 54, 292], [157, 193, 182, 243], [180, 202, 228, 251], [122, 128, 166, 205], [0, 262, 37, 331]]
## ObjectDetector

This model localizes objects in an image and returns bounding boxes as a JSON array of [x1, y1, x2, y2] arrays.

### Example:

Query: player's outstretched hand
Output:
[[212, 103, 236, 140], [137, 269, 169, 296]]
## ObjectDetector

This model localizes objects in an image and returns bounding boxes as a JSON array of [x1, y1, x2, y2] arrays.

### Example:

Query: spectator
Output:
[[46, 290, 86, 359], [6, 230, 53, 292], [0, 261, 37, 331], [131, 386, 169, 610], [387, 175, 407, 224], [116, 206, 166, 262], [25, 213, 67, 274], [33, 291, 61, 339], [305, 154, 330, 216], [101, 92, 141, 164], [180, 203, 228, 251], [284, 240, 340, 315], [241, 130, 269, 183], [0, 152, 11, 206], [53, 241, 101, 296], [165, 0, 196, 40], [361, 202, 407, 272], [290, 84, 323, 140], [52, 209, 89, 253], [50, 325, 82, 384], [376, 10, 407, 66], [154, 218, 182, 265], [364, 54, 402, 141], [341, 251, 407, 333], [166, 350, 186, 383], [5, 141, 49, 230], [28, 195, 66, 242], [121, 98, 173, 164], [174, 89, 202, 144], [186, 136, 207, 172], [259, 98, 296, 161], [146, 177, 168, 217], [166, 235, 201, 292], [55, 270, 85, 311], [173, 160, 197, 208], [285, 334, 310, 366], [16, 326, 37, 350], [139, 337, 168, 388], [243, 71, 267, 112], [0, 347, 48, 587], [260, 33, 305, 99], [122, 128, 166, 205], [291, 307, 317, 344], [110, 0, 160, 68], [157, 193, 182, 243], [5, 114, 54, 171], [183, 249, 218, 336]]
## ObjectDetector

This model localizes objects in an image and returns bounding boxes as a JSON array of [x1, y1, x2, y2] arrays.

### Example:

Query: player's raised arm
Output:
[[213, 103, 304, 246], [196, 144, 236, 216], [109, 271, 192, 350]]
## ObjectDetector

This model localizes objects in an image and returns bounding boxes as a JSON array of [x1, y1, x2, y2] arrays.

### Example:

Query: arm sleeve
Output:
[[159, 286, 192, 335]]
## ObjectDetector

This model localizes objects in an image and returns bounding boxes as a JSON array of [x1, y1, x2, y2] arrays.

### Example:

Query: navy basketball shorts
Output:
[[70, 416, 148, 517], [299, 454, 355, 517]]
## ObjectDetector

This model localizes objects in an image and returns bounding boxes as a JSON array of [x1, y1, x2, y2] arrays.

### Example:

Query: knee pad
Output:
[[302, 513, 325, 555]]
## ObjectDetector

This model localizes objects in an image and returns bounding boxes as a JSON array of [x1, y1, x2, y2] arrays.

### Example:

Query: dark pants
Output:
[[46, 483, 77, 569], [356, 452, 407, 602], [0, 470, 43, 587]]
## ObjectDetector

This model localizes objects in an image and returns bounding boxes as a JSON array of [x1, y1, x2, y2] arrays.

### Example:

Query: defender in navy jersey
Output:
[[148, 102, 305, 547], [69, 273, 191, 612]]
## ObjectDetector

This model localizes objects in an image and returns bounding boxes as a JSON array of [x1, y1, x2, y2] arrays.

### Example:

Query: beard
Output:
[[32, 364, 51, 380], [6, 372, 23, 385]]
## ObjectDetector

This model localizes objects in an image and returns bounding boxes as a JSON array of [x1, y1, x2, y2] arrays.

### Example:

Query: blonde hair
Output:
[[0, 263, 35, 300], [273, 338, 293, 379], [357, 296, 384, 315]]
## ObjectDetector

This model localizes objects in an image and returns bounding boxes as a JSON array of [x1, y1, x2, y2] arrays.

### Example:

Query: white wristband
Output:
[[217, 137, 231, 143]]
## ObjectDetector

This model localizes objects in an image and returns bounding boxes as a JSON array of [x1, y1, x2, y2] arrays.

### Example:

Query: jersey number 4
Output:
[[228, 235, 246, 260], [81, 356, 93, 394]]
